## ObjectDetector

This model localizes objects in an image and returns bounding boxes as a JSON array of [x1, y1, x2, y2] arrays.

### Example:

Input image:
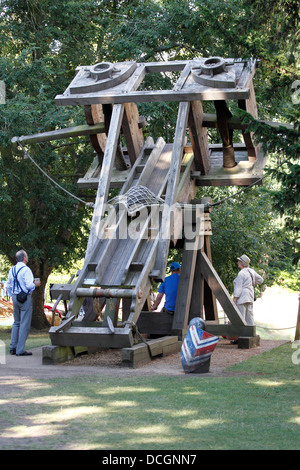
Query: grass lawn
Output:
[[0, 324, 299, 450], [0, 326, 51, 352]]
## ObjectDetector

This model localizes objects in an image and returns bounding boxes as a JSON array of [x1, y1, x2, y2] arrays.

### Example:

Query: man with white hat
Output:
[[233, 254, 264, 325], [151, 262, 181, 314]]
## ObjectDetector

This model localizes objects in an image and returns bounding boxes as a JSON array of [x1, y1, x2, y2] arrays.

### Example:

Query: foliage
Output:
[[0, 0, 104, 326], [237, 111, 300, 266], [197, 183, 287, 293]]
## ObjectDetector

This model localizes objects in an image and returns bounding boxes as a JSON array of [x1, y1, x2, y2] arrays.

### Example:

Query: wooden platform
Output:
[[78, 142, 266, 190]]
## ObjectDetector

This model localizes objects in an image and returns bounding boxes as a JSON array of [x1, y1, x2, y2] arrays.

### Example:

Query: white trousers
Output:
[[237, 302, 254, 325]]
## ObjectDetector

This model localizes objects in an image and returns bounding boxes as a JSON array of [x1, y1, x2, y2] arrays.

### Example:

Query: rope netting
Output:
[[108, 185, 164, 216]]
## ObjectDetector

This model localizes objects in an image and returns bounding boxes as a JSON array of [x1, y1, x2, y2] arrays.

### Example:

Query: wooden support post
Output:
[[238, 79, 260, 162], [189, 248, 204, 320], [200, 252, 245, 326], [214, 100, 236, 168], [84, 104, 106, 164], [188, 100, 210, 175], [203, 234, 218, 321], [172, 233, 200, 339], [122, 102, 144, 165]]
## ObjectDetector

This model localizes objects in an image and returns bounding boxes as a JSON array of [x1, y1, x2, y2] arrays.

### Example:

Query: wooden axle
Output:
[[76, 287, 142, 299]]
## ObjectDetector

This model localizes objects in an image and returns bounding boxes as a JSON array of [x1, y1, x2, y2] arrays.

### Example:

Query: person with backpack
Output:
[[233, 254, 264, 326], [6, 250, 41, 356]]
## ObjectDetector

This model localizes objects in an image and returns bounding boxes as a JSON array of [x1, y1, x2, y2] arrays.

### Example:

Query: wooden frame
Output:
[[12, 57, 269, 357]]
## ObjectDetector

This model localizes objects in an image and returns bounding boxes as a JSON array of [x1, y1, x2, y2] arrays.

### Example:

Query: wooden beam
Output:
[[214, 100, 236, 168], [84, 104, 106, 163], [122, 336, 181, 368], [137, 311, 173, 335], [200, 252, 246, 326], [49, 326, 134, 348], [172, 234, 200, 337], [122, 102, 145, 165], [203, 233, 218, 321], [205, 322, 256, 337], [85, 103, 125, 259], [55, 88, 251, 106], [156, 101, 190, 278], [188, 101, 210, 174], [12, 123, 105, 145]]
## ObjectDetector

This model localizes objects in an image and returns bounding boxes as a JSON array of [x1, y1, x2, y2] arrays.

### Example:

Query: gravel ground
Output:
[[0, 338, 288, 379]]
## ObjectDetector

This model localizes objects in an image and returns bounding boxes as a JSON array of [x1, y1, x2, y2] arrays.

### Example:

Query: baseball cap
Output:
[[170, 262, 181, 270]]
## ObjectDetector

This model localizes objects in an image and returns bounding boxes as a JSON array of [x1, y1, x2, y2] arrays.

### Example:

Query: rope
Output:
[[123, 320, 154, 357], [256, 325, 296, 331], [16, 140, 94, 208]]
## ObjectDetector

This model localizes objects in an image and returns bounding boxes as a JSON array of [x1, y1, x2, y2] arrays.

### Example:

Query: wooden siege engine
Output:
[[14, 57, 268, 364]]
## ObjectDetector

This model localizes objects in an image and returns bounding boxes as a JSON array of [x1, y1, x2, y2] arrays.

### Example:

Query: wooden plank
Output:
[[85, 103, 125, 259], [173, 62, 192, 91], [12, 123, 105, 145], [156, 101, 190, 278], [200, 252, 246, 326], [236, 58, 258, 89], [119, 136, 155, 194], [136, 137, 166, 187], [238, 79, 259, 161], [189, 249, 205, 319], [55, 87, 251, 106]]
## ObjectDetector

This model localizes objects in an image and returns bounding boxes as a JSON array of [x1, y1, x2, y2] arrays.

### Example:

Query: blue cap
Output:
[[170, 262, 181, 270]]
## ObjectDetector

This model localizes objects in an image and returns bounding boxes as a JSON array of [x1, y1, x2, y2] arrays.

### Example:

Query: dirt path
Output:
[[0, 285, 296, 380], [0, 338, 288, 380]]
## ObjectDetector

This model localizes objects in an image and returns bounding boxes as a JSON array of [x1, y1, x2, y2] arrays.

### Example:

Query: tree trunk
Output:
[[30, 261, 53, 329]]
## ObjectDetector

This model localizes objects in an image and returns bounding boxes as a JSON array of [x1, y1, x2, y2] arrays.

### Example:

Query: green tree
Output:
[[0, 0, 105, 327]]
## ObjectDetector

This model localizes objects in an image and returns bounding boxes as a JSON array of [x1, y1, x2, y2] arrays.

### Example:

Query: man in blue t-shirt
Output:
[[151, 262, 181, 314]]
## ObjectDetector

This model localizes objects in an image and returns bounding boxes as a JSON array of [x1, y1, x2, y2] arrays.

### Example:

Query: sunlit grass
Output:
[[0, 338, 299, 450]]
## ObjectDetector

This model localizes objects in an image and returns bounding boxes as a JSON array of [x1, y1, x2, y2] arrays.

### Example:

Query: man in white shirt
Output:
[[6, 250, 41, 356], [233, 254, 264, 326]]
